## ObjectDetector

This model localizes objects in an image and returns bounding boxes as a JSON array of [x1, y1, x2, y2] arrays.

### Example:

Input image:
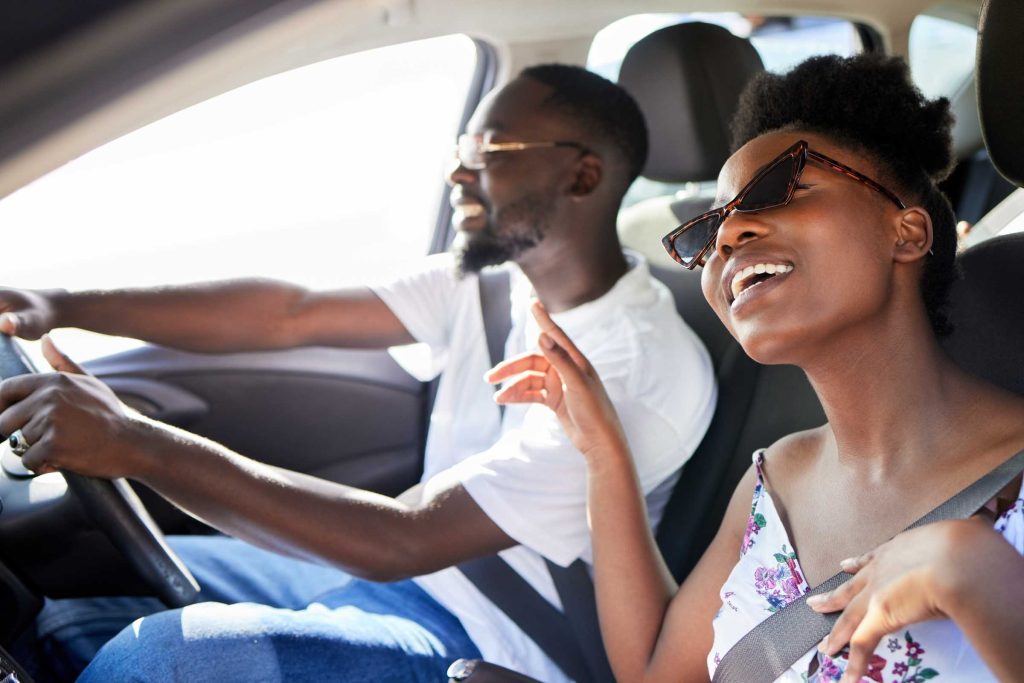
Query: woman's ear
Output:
[[893, 207, 933, 263], [569, 154, 603, 199]]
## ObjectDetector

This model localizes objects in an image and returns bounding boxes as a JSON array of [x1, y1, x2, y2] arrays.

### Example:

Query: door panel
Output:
[[86, 345, 427, 532]]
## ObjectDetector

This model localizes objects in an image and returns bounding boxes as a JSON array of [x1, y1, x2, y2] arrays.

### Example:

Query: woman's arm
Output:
[[638, 465, 757, 681], [941, 519, 1024, 681], [489, 302, 748, 682]]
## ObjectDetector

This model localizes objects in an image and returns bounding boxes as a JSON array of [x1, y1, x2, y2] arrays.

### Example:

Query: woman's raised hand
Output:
[[485, 301, 629, 462]]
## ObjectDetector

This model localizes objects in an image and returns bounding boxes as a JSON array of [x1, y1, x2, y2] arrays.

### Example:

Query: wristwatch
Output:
[[447, 658, 478, 681]]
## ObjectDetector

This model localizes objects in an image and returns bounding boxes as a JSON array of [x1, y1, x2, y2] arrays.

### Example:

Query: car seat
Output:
[[617, 22, 764, 278], [617, 22, 826, 582], [941, 0, 1024, 397]]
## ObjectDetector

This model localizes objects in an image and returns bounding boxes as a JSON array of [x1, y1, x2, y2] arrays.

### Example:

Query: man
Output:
[[0, 64, 715, 681]]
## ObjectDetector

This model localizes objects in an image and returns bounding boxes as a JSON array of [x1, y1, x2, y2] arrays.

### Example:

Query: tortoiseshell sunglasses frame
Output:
[[661, 139, 907, 269]]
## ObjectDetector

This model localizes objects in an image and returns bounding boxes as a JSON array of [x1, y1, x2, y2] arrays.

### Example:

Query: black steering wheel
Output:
[[0, 334, 199, 608]]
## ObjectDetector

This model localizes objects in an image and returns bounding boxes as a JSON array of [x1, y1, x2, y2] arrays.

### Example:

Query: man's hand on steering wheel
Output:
[[0, 333, 200, 606], [0, 335, 145, 479]]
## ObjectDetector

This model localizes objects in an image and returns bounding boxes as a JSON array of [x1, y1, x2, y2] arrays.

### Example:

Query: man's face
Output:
[[447, 77, 582, 275]]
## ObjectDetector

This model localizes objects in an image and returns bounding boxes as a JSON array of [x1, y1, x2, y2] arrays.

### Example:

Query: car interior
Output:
[[0, 0, 1020, 679]]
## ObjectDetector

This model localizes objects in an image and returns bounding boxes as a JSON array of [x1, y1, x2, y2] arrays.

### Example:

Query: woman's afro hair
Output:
[[730, 53, 960, 335], [730, 53, 954, 186]]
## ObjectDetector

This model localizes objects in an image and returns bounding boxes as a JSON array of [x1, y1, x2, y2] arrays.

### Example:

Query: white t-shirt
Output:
[[371, 250, 716, 682]]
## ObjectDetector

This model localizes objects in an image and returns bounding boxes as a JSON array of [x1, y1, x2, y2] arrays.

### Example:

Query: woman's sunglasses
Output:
[[661, 140, 907, 269]]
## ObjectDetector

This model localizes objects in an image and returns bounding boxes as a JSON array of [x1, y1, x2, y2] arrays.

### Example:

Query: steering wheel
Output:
[[0, 334, 199, 608]]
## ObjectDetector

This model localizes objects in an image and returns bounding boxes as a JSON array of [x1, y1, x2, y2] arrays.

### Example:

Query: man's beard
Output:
[[452, 191, 555, 277]]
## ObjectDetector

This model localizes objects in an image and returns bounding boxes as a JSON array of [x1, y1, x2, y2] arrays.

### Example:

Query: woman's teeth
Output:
[[731, 263, 793, 301]]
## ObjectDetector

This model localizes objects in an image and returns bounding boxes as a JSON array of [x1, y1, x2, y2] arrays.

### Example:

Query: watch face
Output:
[[446, 658, 478, 680]]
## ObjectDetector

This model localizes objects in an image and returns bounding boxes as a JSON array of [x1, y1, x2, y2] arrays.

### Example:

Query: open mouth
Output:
[[730, 262, 793, 304], [452, 201, 486, 228], [455, 203, 484, 219]]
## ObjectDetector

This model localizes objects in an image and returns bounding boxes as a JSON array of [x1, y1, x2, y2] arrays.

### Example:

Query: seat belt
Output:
[[477, 267, 512, 417], [457, 268, 615, 683], [713, 446, 1024, 683]]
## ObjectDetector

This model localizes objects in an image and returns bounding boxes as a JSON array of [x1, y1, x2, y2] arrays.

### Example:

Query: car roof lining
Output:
[[0, 0, 985, 200]]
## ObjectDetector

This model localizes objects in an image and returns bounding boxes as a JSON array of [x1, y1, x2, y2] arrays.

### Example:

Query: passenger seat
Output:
[[617, 22, 826, 582], [942, 0, 1024, 398]]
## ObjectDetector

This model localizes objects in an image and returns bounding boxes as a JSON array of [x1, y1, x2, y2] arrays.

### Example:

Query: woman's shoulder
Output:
[[759, 426, 828, 485]]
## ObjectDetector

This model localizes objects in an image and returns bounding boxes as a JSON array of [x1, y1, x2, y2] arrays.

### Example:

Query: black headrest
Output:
[[618, 22, 764, 183], [941, 233, 1024, 396], [977, 0, 1024, 186]]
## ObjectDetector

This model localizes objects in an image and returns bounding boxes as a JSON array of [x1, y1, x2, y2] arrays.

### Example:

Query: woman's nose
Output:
[[713, 211, 771, 260]]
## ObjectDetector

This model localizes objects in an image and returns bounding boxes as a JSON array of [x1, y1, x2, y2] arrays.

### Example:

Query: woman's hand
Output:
[[0, 335, 145, 478], [806, 517, 996, 682], [485, 301, 629, 462]]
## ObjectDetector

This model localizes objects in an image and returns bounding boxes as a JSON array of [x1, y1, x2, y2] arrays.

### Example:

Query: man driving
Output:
[[0, 64, 715, 682]]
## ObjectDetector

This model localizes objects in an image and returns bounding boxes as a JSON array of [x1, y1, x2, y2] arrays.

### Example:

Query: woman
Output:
[[488, 54, 1024, 682]]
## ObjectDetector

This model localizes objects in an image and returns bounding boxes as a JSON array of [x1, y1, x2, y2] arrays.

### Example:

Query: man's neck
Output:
[[517, 234, 629, 313]]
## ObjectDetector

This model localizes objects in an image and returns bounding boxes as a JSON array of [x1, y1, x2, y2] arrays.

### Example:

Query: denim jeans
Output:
[[30, 536, 480, 682]]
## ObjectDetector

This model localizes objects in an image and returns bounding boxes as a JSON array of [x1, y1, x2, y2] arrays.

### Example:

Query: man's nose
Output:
[[446, 157, 478, 187]]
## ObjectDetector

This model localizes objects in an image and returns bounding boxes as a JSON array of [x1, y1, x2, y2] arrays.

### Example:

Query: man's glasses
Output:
[[455, 132, 590, 171], [661, 140, 907, 269]]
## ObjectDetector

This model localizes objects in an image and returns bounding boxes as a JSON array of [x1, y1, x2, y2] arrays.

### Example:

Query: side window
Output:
[[587, 13, 863, 208], [908, 13, 976, 100], [0, 35, 480, 361]]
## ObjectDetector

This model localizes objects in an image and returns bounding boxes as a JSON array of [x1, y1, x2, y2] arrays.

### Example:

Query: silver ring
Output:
[[9, 429, 30, 456]]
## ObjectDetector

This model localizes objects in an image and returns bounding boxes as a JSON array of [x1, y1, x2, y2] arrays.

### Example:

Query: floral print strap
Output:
[[742, 451, 769, 555]]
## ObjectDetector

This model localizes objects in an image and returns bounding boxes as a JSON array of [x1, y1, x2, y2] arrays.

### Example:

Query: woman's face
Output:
[[700, 130, 906, 364]]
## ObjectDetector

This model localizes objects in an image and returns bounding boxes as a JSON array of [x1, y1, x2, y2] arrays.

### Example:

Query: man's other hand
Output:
[[0, 287, 59, 340]]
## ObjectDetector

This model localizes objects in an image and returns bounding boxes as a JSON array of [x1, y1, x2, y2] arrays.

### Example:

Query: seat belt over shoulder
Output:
[[713, 447, 1024, 683], [477, 267, 512, 409], [456, 268, 615, 683]]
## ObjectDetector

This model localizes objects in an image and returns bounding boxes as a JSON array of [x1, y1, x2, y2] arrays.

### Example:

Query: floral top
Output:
[[708, 450, 1024, 682]]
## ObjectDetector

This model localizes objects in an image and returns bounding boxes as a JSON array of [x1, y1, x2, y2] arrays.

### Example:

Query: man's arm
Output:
[[125, 416, 517, 580], [0, 280, 414, 353], [0, 346, 516, 580]]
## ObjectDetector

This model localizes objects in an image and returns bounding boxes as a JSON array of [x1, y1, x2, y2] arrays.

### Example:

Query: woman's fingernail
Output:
[[806, 594, 824, 606], [817, 635, 829, 653], [839, 557, 857, 571], [540, 333, 554, 349]]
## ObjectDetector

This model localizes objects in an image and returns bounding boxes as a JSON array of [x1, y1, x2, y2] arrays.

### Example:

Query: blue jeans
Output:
[[31, 536, 480, 682]]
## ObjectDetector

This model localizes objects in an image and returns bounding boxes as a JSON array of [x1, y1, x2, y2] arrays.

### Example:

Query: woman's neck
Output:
[[801, 312, 971, 476]]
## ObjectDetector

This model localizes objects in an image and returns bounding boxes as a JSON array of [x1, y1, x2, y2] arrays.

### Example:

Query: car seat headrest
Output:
[[941, 233, 1024, 396], [618, 22, 764, 183], [977, 0, 1024, 187]]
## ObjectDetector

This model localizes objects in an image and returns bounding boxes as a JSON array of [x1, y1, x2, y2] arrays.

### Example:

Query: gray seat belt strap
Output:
[[546, 559, 616, 683], [477, 267, 512, 417], [457, 554, 594, 683], [456, 269, 615, 683], [713, 446, 1024, 683]]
